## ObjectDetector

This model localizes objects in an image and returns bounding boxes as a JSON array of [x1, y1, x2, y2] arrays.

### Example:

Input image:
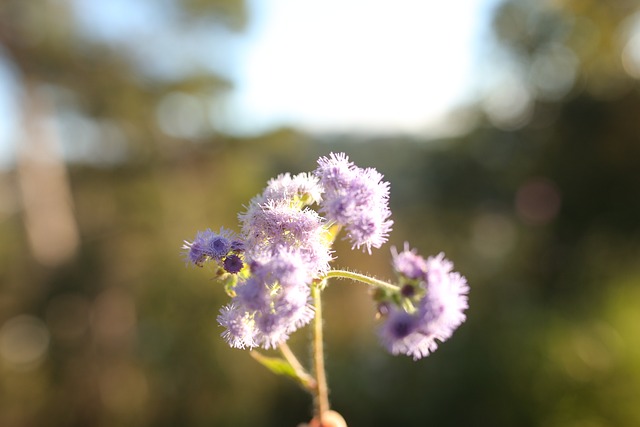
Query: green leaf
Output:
[[250, 351, 315, 389]]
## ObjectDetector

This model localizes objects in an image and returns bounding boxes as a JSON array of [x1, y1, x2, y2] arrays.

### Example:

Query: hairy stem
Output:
[[312, 282, 330, 421], [323, 269, 400, 292]]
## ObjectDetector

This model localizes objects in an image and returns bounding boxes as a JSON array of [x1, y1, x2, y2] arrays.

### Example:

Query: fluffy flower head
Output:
[[314, 153, 393, 253], [218, 249, 316, 350], [217, 303, 256, 349], [183, 227, 243, 267], [239, 199, 332, 276], [392, 244, 428, 281], [259, 172, 323, 206], [379, 250, 469, 360]]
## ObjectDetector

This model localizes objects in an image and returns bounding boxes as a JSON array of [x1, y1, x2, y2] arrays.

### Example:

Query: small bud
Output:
[[223, 254, 244, 274], [400, 284, 416, 298]]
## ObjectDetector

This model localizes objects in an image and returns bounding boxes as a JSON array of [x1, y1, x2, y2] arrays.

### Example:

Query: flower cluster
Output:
[[182, 153, 468, 360], [183, 154, 394, 350], [218, 250, 316, 349], [378, 246, 469, 360], [315, 153, 393, 253]]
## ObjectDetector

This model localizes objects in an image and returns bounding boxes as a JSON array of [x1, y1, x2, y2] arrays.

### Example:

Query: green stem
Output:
[[312, 282, 330, 420], [323, 269, 400, 292]]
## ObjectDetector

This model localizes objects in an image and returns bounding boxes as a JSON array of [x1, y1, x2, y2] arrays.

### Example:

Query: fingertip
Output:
[[308, 410, 347, 427]]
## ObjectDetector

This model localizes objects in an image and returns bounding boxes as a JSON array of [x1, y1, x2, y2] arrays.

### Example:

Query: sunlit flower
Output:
[[379, 251, 468, 360], [315, 152, 393, 253], [239, 199, 332, 276], [223, 250, 316, 349], [183, 153, 469, 359], [217, 303, 256, 349], [259, 172, 323, 206], [419, 254, 469, 341], [392, 244, 428, 280]]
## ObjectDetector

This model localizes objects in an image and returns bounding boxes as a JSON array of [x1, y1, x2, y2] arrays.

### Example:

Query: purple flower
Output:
[[344, 210, 392, 253], [424, 252, 454, 288], [182, 228, 242, 266], [276, 284, 315, 329], [208, 230, 234, 259], [217, 303, 256, 349], [315, 153, 393, 253], [249, 249, 311, 289], [234, 276, 270, 312], [185, 154, 469, 358], [220, 250, 316, 350], [254, 284, 314, 349], [182, 229, 213, 266], [379, 308, 437, 359], [378, 251, 468, 360], [315, 152, 357, 191], [239, 199, 332, 277], [223, 254, 244, 274], [392, 244, 428, 280], [230, 239, 245, 252], [260, 172, 323, 206], [249, 268, 314, 350], [380, 309, 417, 341], [254, 312, 292, 350], [240, 200, 322, 246], [419, 255, 469, 341]]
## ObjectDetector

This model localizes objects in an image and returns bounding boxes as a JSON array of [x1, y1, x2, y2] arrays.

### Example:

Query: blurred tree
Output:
[[482, 0, 640, 128], [484, 0, 640, 295], [0, 0, 245, 159]]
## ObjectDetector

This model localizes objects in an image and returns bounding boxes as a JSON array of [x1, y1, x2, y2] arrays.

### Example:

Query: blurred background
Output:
[[1, 0, 640, 426]]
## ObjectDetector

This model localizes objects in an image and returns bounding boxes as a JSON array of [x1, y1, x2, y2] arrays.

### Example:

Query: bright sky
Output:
[[0, 0, 499, 167], [0, 58, 19, 169], [224, 0, 498, 135]]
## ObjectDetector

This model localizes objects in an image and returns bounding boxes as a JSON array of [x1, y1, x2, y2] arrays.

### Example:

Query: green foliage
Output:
[[249, 351, 315, 391]]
